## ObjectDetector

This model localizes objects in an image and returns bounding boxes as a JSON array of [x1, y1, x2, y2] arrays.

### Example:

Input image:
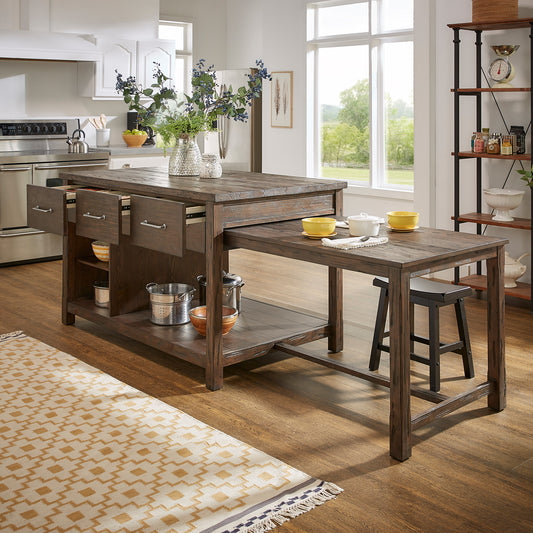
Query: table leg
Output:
[[205, 203, 224, 391], [388, 269, 412, 461], [486, 246, 506, 411], [328, 267, 343, 352]]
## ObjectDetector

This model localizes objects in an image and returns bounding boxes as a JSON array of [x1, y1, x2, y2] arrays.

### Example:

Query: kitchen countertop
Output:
[[107, 144, 169, 157]]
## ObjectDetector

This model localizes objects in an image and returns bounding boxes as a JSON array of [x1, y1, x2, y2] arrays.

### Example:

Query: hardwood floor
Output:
[[1, 251, 532, 532]]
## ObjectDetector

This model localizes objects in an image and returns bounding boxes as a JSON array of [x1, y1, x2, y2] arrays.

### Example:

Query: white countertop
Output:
[[106, 144, 169, 157]]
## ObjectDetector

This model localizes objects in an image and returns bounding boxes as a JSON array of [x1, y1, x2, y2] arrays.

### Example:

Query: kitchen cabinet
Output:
[[78, 38, 175, 100], [108, 153, 169, 169], [449, 17, 533, 311]]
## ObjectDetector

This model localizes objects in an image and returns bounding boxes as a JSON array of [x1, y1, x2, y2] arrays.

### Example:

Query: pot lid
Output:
[[348, 212, 384, 222], [197, 271, 243, 287]]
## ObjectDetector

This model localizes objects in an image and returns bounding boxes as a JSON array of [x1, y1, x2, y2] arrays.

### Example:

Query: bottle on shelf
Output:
[[482, 128, 490, 151], [486, 133, 501, 155], [474, 132, 485, 153], [501, 135, 513, 155]]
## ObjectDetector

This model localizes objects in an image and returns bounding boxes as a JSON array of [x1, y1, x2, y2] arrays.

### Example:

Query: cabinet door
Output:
[[136, 39, 175, 87], [78, 39, 136, 99]]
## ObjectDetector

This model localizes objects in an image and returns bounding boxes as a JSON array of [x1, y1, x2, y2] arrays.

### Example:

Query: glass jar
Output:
[[486, 134, 501, 155], [481, 127, 489, 151], [199, 153, 222, 179], [501, 135, 513, 155], [474, 132, 485, 153]]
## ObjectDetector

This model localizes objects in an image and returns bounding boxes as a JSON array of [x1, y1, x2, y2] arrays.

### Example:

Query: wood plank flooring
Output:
[[1, 251, 532, 532]]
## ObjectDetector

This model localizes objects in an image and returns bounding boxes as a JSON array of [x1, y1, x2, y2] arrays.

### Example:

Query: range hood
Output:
[[0, 30, 99, 62]]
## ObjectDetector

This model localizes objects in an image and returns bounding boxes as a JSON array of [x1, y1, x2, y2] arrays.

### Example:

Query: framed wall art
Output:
[[271, 71, 293, 128]]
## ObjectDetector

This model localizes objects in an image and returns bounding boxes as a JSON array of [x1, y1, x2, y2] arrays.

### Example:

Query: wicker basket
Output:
[[472, 0, 517, 23]]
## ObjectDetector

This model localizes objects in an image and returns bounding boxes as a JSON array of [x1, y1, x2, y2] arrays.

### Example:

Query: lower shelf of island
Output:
[[67, 296, 329, 367], [458, 274, 531, 300]]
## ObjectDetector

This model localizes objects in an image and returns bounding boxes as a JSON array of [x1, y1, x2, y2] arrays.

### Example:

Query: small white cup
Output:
[[95, 128, 110, 147]]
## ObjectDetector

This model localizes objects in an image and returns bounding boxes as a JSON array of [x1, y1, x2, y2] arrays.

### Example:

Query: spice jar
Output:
[[482, 127, 490, 151], [199, 153, 222, 178], [501, 135, 513, 155], [474, 132, 485, 153], [486, 133, 501, 155]]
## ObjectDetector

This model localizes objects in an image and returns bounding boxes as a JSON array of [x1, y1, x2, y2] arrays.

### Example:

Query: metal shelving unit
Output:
[[449, 18, 533, 311]]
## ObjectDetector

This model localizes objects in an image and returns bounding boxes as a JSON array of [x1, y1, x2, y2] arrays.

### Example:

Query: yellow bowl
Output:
[[302, 217, 336, 236], [189, 306, 239, 336], [387, 211, 419, 230], [122, 134, 148, 147], [91, 241, 110, 262]]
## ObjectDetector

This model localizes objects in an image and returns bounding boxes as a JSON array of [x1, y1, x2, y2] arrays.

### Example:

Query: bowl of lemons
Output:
[[122, 129, 148, 147]]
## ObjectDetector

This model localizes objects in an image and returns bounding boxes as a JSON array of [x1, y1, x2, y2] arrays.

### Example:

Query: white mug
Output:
[[95, 128, 110, 147]]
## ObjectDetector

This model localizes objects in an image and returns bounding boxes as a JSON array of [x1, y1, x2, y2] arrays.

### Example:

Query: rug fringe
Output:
[[0, 331, 25, 343], [242, 482, 344, 533]]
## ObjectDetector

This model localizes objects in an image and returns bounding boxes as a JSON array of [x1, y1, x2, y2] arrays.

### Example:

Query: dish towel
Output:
[[322, 235, 389, 250]]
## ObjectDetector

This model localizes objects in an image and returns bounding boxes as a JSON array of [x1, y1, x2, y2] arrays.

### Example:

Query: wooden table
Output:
[[224, 219, 508, 461]]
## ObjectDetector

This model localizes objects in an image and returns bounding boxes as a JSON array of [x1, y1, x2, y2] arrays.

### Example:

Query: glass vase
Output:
[[168, 136, 201, 176]]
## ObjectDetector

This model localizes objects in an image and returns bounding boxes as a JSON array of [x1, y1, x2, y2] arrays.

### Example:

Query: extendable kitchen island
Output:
[[27, 168, 507, 461]]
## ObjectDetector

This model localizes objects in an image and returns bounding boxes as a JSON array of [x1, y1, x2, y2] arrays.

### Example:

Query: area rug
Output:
[[0, 331, 342, 532]]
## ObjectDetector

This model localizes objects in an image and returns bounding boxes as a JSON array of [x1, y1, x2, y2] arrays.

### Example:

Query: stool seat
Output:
[[373, 276, 473, 303], [369, 277, 474, 392]]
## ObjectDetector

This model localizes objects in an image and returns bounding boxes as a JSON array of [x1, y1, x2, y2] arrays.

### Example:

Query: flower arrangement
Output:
[[115, 59, 271, 145]]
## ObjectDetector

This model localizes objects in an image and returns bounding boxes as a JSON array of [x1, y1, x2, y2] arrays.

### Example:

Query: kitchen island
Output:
[[28, 168, 346, 392], [27, 168, 507, 460]]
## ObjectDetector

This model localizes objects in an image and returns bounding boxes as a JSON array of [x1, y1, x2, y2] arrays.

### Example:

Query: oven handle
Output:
[[0, 166, 32, 171], [33, 162, 107, 170]]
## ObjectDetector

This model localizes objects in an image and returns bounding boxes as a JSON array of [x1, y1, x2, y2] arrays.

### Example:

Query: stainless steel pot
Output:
[[196, 271, 244, 313], [146, 282, 196, 325]]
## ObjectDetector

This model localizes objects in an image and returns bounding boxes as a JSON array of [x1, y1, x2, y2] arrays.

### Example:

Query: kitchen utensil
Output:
[[189, 305, 239, 336], [93, 281, 110, 308], [145, 282, 196, 325], [91, 241, 110, 262], [386, 211, 419, 230], [100, 114, 107, 128], [301, 217, 336, 236], [96, 128, 110, 148], [347, 213, 384, 237], [197, 271, 244, 313]]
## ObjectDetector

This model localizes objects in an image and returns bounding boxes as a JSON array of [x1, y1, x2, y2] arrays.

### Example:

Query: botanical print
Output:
[[271, 71, 293, 128]]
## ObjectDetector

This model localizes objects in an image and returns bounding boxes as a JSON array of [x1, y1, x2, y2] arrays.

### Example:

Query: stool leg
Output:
[[454, 298, 475, 379], [369, 288, 389, 371], [428, 302, 441, 392]]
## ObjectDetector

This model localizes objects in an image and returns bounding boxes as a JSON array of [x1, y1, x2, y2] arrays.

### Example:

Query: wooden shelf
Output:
[[448, 18, 533, 31], [453, 212, 532, 230], [68, 296, 329, 366], [459, 274, 531, 300], [452, 88, 531, 93], [78, 256, 109, 271], [453, 151, 531, 161]]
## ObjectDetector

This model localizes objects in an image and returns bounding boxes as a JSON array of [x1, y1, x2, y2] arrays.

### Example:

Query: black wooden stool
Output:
[[369, 276, 474, 392]]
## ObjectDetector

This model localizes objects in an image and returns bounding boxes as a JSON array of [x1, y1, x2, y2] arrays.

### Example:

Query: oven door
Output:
[[32, 160, 108, 188], [0, 163, 33, 231]]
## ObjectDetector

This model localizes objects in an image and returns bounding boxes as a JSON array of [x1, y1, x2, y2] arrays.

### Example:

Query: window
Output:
[[307, 0, 414, 189], [159, 20, 193, 95]]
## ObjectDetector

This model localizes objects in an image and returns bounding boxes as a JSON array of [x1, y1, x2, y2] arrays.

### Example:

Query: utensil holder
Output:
[[96, 128, 110, 148]]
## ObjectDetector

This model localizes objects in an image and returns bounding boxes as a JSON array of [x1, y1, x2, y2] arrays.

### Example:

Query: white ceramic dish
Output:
[[484, 188, 525, 221], [347, 213, 384, 237]]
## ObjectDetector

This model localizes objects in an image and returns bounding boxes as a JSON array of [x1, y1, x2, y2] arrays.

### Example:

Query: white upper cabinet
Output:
[[78, 38, 175, 100], [136, 40, 175, 87]]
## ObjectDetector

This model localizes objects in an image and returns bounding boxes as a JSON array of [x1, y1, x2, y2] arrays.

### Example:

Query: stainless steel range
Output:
[[0, 119, 109, 265]]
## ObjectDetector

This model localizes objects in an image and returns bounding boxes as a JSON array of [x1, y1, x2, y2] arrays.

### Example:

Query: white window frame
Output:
[[307, 0, 414, 191], [159, 19, 193, 95]]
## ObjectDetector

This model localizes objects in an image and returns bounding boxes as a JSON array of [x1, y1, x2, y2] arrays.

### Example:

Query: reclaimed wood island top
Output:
[[60, 167, 348, 204]]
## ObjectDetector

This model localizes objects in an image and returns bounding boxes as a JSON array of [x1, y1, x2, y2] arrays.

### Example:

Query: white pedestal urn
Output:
[[168, 135, 201, 176]]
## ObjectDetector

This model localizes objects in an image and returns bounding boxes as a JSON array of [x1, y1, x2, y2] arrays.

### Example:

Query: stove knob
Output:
[[31, 124, 40, 134], [41, 124, 49, 134], [49, 124, 57, 134], [57, 123, 67, 134], [22, 125, 31, 135]]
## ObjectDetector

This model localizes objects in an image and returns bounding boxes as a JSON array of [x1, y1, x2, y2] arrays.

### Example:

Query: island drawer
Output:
[[27, 184, 67, 235], [75, 190, 128, 245], [130, 194, 205, 256]]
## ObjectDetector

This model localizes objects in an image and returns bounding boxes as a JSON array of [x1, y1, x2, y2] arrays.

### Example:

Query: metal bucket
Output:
[[196, 271, 244, 313], [145, 282, 196, 325]]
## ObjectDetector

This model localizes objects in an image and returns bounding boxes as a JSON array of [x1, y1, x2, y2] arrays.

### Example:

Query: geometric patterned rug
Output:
[[0, 331, 342, 532]]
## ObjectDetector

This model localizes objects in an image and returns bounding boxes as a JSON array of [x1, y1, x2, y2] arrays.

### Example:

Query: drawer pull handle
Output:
[[140, 220, 167, 230], [83, 212, 106, 220], [32, 206, 53, 213]]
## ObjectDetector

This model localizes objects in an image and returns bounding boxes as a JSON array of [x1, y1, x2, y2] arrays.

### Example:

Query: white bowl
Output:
[[347, 213, 384, 236], [484, 188, 525, 221]]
